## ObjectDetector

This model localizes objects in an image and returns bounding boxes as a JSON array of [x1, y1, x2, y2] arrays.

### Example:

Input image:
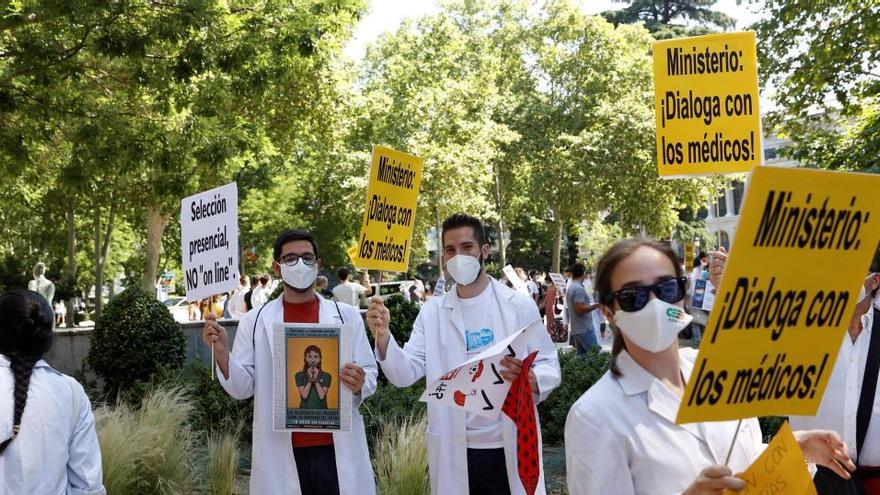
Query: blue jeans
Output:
[[573, 332, 599, 354]]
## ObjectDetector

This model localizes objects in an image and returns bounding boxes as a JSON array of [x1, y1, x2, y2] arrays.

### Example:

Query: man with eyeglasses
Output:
[[201, 229, 378, 495]]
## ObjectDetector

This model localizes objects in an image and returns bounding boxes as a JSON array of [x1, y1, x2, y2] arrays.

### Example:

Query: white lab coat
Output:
[[564, 348, 764, 495], [0, 356, 105, 495], [218, 296, 378, 495], [377, 278, 562, 494]]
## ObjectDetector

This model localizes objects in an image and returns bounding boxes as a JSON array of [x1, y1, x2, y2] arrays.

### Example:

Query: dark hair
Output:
[[563, 266, 573, 274], [571, 263, 586, 279], [239, 275, 247, 285], [595, 239, 685, 377], [250, 276, 259, 286], [441, 213, 487, 247], [302, 344, 323, 373], [528, 269, 538, 278], [259, 274, 269, 285], [0, 290, 54, 455], [273, 228, 319, 262], [338, 268, 350, 281]]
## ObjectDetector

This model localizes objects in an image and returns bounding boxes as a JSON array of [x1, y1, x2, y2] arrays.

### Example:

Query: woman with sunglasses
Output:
[[564, 239, 855, 495]]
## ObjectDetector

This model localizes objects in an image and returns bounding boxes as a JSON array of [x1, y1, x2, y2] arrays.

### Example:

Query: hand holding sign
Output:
[[683, 466, 745, 495], [183, 182, 239, 381], [366, 296, 391, 355]]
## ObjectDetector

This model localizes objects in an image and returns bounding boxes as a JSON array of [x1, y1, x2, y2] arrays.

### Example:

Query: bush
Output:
[[538, 348, 611, 446], [373, 415, 430, 495], [363, 379, 427, 450], [206, 430, 240, 495], [385, 293, 421, 344], [120, 360, 254, 445], [88, 286, 186, 399], [95, 386, 197, 494]]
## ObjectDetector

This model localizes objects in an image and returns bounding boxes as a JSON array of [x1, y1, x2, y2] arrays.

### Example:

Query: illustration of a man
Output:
[[295, 345, 332, 409]]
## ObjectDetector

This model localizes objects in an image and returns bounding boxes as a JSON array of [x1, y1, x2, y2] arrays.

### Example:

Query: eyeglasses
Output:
[[277, 253, 317, 267], [603, 277, 687, 312]]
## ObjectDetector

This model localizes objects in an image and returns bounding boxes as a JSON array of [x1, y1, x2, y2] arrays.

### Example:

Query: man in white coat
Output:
[[203, 229, 377, 495], [367, 213, 561, 495]]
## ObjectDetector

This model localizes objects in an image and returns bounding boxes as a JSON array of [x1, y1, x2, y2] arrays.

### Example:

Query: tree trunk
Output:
[[552, 215, 563, 274], [93, 194, 117, 321], [492, 161, 507, 268], [436, 209, 443, 276], [496, 220, 507, 268], [64, 197, 77, 328], [143, 204, 170, 295]]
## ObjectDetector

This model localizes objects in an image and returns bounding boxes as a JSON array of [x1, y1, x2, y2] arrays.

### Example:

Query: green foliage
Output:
[[538, 348, 611, 446], [0, 254, 30, 294], [205, 430, 241, 495], [88, 286, 186, 399], [373, 415, 430, 495], [756, 0, 880, 174], [385, 293, 421, 346], [121, 360, 254, 444], [758, 416, 786, 444], [95, 387, 197, 495], [602, 0, 735, 38], [363, 379, 427, 449]]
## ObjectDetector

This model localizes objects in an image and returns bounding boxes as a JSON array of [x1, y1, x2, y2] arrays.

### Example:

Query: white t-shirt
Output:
[[459, 285, 504, 449], [332, 281, 367, 307]]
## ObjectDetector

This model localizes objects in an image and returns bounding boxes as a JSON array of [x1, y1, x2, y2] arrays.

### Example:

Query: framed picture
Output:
[[272, 323, 353, 432]]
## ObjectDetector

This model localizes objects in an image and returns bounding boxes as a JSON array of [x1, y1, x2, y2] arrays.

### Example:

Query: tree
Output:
[[355, 2, 520, 274], [602, 0, 735, 38], [755, 0, 880, 173]]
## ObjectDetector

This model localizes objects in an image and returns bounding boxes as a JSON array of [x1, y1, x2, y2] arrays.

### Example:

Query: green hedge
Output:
[[538, 348, 611, 446], [88, 286, 186, 399]]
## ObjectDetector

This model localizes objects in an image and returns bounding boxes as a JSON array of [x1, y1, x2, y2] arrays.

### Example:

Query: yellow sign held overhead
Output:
[[722, 422, 816, 495], [354, 145, 424, 272], [654, 31, 761, 177], [677, 166, 880, 424]]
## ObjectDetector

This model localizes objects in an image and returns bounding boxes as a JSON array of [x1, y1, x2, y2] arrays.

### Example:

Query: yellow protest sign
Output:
[[685, 242, 695, 271], [346, 245, 359, 265], [677, 166, 880, 423], [723, 421, 816, 495], [355, 145, 424, 272], [654, 31, 761, 177]]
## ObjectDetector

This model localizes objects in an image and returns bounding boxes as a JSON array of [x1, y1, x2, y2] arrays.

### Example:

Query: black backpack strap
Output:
[[856, 308, 880, 459]]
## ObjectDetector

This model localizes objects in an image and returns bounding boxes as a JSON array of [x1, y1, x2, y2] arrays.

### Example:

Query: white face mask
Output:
[[614, 298, 693, 353], [446, 254, 482, 286], [280, 261, 318, 291]]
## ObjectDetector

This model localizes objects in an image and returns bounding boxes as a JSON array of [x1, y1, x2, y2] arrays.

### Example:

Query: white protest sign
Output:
[[180, 182, 239, 302], [549, 272, 567, 295], [434, 278, 445, 297], [502, 264, 526, 292], [421, 326, 531, 418]]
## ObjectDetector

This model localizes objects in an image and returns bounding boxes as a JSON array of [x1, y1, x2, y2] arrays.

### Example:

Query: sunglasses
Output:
[[603, 277, 688, 312]]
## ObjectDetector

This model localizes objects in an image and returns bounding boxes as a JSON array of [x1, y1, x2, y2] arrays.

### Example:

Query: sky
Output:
[[343, 0, 767, 60]]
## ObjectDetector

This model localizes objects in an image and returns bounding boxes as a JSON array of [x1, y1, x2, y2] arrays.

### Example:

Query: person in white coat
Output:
[[203, 229, 378, 495], [790, 248, 880, 494], [0, 289, 105, 495], [565, 238, 857, 495], [367, 213, 561, 495]]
